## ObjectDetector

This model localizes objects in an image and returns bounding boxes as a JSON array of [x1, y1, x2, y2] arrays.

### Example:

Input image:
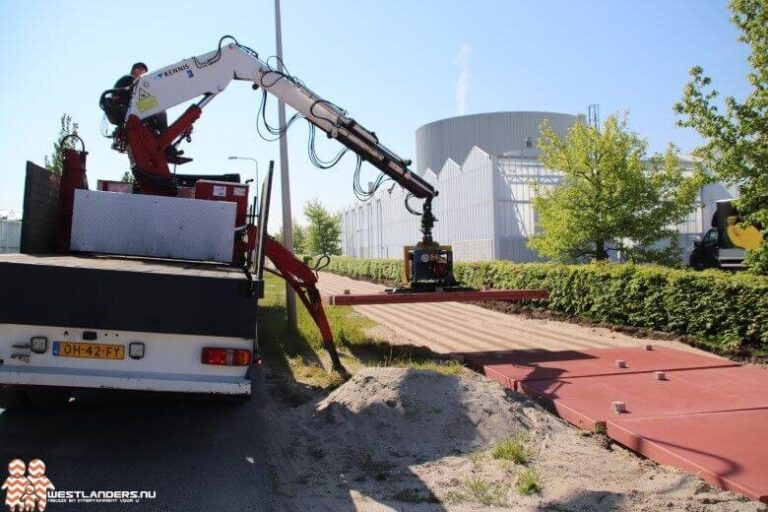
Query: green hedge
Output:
[[324, 257, 768, 353]]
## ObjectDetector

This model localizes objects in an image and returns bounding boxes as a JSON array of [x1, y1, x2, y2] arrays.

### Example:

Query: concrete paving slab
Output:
[[463, 346, 738, 390], [607, 409, 768, 503], [316, 272, 714, 355], [520, 366, 768, 429]]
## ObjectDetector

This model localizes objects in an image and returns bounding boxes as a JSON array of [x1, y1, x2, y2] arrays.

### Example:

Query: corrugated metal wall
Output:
[[340, 147, 497, 261], [0, 220, 21, 253], [493, 155, 560, 261], [432, 148, 496, 260], [341, 112, 574, 262], [341, 112, 577, 261], [340, 179, 441, 259]]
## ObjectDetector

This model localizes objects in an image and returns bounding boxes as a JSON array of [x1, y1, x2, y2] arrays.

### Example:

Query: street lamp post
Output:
[[274, 0, 297, 328]]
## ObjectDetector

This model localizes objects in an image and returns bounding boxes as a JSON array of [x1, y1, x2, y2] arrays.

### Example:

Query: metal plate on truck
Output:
[[70, 189, 236, 263], [53, 342, 125, 360]]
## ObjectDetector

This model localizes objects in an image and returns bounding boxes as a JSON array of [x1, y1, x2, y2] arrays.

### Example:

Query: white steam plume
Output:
[[455, 43, 472, 115]]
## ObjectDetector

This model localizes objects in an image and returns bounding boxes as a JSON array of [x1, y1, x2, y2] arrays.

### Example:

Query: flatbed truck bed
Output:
[[0, 253, 249, 276]]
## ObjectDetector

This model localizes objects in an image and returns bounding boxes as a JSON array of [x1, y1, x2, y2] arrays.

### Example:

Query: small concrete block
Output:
[[645, 344, 653, 351], [612, 401, 626, 414], [615, 359, 627, 369], [655, 371, 667, 381], [343, 289, 350, 295]]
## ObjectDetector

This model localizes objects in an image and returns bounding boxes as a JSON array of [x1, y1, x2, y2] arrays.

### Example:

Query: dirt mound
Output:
[[316, 368, 536, 462], [265, 368, 764, 511]]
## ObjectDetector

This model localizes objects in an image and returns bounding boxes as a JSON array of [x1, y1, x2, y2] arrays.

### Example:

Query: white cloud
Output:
[[455, 43, 472, 115]]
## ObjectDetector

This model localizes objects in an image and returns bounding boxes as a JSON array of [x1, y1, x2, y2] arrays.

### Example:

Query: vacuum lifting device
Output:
[[95, 37, 546, 373]]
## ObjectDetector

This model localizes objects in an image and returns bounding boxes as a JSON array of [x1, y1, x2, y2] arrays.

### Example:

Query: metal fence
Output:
[[0, 219, 21, 254]]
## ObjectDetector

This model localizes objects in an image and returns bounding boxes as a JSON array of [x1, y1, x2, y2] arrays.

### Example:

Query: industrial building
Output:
[[340, 111, 733, 262]]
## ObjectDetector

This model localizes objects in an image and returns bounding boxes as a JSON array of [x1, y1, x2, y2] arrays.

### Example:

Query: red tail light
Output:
[[232, 349, 252, 366], [201, 347, 252, 366]]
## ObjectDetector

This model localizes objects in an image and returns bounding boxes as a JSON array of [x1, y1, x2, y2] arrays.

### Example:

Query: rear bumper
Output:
[[0, 365, 251, 395], [0, 323, 254, 396]]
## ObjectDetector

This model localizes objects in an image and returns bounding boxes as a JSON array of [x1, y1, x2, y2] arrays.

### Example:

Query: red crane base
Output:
[[327, 289, 549, 306]]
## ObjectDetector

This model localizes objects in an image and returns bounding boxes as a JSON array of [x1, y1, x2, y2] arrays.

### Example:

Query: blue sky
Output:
[[0, 1, 751, 231]]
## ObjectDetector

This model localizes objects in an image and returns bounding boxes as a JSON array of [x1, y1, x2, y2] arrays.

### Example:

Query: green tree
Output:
[[275, 222, 306, 253], [529, 115, 706, 264], [674, 0, 768, 272], [121, 171, 135, 184], [293, 223, 307, 254], [304, 199, 341, 256], [43, 113, 79, 175]]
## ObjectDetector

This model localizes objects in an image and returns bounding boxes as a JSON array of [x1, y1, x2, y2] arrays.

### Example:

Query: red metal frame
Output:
[[57, 147, 89, 252], [263, 235, 346, 374], [328, 289, 549, 306], [123, 106, 201, 196]]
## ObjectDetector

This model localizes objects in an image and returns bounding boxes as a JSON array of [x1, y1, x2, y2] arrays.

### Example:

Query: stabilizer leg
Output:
[[263, 235, 347, 375]]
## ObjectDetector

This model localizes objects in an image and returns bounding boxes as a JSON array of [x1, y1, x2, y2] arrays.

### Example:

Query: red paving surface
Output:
[[608, 409, 768, 502], [463, 346, 739, 390], [462, 347, 768, 503], [520, 366, 768, 429]]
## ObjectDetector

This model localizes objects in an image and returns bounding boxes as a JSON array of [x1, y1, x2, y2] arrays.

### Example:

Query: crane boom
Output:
[[126, 41, 436, 200], [99, 37, 453, 290]]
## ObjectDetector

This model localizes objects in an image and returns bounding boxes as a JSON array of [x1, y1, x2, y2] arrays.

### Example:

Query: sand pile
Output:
[[266, 368, 764, 511], [316, 368, 540, 462]]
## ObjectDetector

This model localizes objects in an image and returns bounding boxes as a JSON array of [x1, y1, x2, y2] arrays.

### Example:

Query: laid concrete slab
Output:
[[316, 272, 713, 355], [520, 366, 768, 429], [463, 346, 738, 390], [608, 409, 768, 503]]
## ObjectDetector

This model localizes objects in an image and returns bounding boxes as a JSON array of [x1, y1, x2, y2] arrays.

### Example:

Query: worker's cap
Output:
[[131, 62, 148, 73]]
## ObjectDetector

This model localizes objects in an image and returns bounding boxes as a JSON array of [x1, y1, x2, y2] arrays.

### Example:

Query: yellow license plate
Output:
[[53, 342, 125, 360]]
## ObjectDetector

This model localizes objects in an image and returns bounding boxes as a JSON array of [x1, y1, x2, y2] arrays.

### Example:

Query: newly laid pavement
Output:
[[479, 349, 768, 503], [317, 272, 711, 355]]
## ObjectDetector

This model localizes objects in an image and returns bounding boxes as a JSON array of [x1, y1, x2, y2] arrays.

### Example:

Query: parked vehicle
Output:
[[689, 199, 763, 270]]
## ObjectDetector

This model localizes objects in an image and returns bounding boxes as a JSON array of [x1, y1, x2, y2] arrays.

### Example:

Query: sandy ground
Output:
[[263, 367, 764, 512]]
